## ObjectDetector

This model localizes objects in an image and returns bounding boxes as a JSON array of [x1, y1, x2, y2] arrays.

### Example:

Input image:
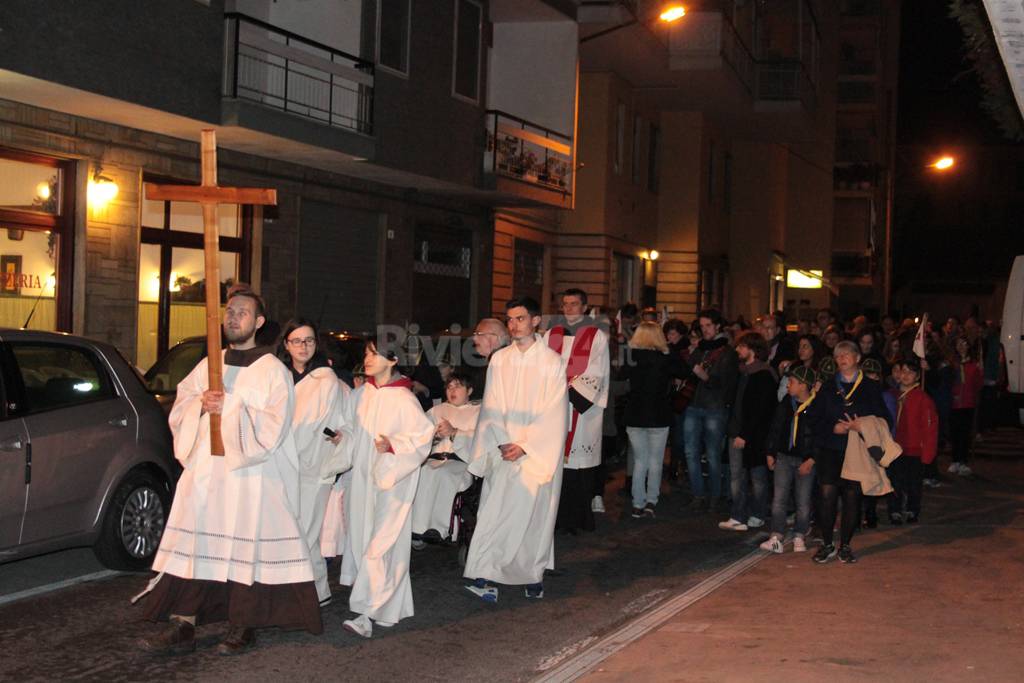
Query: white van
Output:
[[1003, 255, 1024, 395]]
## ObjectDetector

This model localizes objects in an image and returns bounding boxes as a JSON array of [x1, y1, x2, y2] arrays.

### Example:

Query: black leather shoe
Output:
[[216, 626, 256, 656], [138, 618, 196, 654]]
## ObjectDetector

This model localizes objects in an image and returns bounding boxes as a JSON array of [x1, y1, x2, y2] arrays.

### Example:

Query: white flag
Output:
[[912, 313, 929, 359]]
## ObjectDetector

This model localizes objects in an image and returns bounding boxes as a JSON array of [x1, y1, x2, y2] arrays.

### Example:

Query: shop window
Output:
[[137, 180, 250, 371], [0, 151, 74, 332]]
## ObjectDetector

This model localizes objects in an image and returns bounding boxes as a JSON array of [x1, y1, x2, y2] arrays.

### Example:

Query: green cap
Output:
[[861, 358, 883, 376], [818, 356, 837, 377], [788, 364, 817, 387]]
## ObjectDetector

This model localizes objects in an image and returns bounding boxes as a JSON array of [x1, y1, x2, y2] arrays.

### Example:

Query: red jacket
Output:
[[951, 360, 983, 410], [893, 386, 938, 464]]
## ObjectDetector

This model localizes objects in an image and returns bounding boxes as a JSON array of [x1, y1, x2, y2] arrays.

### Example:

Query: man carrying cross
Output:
[[134, 130, 320, 654]]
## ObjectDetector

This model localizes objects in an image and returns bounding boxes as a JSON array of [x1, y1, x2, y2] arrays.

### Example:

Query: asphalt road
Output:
[[0, 466, 758, 682], [2, 428, 1019, 682]]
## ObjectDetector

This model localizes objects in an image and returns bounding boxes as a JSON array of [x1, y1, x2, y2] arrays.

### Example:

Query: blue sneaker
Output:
[[465, 578, 498, 603], [524, 583, 544, 599]]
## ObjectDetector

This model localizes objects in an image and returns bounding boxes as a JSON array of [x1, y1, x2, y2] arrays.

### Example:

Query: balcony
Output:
[[667, 11, 756, 95], [221, 12, 375, 158], [756, 60, 816, 110], [484, 110, 573, 208]]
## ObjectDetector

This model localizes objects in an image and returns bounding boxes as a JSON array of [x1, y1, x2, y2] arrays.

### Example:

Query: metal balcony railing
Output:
[[720, 16, 756, 94], [485, 111, 573, 195], [756, 60, 816, 109], [223, 12, 374, 134]]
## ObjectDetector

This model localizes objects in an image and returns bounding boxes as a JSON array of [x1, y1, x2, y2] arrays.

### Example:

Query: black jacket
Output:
[[621, 348, 686, 428], [687, 335, 739, 412], [766, 393, 825, 462], [821, 373, 892, 451], [727, 364, 778, 468]]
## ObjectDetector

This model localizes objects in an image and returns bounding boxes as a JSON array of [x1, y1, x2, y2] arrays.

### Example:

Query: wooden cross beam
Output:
[[144, 130, 277, 456]]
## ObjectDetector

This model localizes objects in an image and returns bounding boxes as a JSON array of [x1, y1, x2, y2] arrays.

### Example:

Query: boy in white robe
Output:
[[411, 372, 480, 547], [464, 296, 568, 602], [278, 318, 350, 606], [338, 338, 434, 638], [137, 289, 321, 656]]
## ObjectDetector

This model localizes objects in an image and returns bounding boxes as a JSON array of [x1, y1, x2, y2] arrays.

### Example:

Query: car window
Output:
[[9, 343, 115, 415], [144, 341, 204, 393]]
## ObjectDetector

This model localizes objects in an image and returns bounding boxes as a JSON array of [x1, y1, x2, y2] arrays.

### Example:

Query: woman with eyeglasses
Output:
[[276, 318, 349, 608]]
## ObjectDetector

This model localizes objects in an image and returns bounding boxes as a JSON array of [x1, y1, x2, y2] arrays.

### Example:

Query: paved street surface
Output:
[[1, 429, 1021, 682]]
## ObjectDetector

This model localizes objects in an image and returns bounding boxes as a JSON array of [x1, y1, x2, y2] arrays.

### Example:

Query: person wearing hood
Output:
[[683, 309, 740, 512], [277, 318, 350, 608], [719, 332, 778, 532], [336, 337, 435, 638]]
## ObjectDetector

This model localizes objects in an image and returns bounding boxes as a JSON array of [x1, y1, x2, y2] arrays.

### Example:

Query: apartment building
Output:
[[561, 0, 840, 323], [831, 0, 902, 320], [0, 0, 580, 368]]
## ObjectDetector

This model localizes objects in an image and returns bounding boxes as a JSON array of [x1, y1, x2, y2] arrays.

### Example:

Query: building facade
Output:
[[0, 0, 580, 368]]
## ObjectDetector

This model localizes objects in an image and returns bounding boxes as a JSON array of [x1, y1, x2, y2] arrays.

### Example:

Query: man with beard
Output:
[[136, 288, 321, 655], [683, 309, 739, 512]]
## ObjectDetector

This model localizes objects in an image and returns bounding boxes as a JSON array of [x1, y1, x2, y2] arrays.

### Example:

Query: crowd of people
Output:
[[132, 283, 1005, 655]]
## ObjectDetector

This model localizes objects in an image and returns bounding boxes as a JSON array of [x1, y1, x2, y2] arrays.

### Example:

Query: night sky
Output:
[[893, 1, 1024, 288]]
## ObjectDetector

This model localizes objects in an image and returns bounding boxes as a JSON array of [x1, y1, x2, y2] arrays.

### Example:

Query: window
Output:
[[452, 0, 482, 102], [648, 124, 661, 193], [143, 338, 205, 394], [0, 150, 74, 332], [377, 0, 411, 75], [631, 115, 643, 185], [138, 180, 251, 371], [9, 343, 114, 415], [614, 102, 626, 175], [513, 238, 545, 304]]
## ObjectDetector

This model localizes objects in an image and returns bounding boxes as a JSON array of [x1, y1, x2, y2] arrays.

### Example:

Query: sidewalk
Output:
[[580, 430, 1024, 682]]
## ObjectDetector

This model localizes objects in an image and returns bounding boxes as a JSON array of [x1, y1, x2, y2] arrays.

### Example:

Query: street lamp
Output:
[[883, 151, 959, 314], [580, 3, 686, 44]]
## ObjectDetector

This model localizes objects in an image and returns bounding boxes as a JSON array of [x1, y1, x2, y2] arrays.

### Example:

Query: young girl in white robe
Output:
[[278, 319, 350, 606], [338, 339, 434, 638], [411, 373, 480, 546]]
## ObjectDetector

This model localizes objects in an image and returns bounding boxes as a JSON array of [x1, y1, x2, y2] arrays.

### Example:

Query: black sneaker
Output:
[[812, 543, 838, 564], [838, 545, 858, 564], [643, 503, 656, 518], [889, 513, 904, 526], [631, 507, 644, 519]]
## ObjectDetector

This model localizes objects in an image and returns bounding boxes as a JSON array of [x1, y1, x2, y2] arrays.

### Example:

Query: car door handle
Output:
[[0, 436, 23, 451], [108, 415, 129, 428]]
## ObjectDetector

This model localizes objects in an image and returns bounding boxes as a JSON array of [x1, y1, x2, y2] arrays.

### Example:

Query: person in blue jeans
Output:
[[683, 309, 739, 512], [761, 365, 823, 553]]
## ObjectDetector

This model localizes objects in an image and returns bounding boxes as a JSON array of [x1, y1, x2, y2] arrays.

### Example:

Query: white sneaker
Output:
[[343, 614, 373, 638], [759, 536, 784, 553], [923, 478, 942, 488], [947, 462, 962, 474], [958, 465, 973, 476], [718, 518, 749, 531], [793, 536, 807, 553], [591, 496, 606, 513], [746, 516, 765, 529]]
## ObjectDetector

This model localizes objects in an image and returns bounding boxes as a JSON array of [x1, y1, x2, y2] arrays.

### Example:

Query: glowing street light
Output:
[[930, 155, 955, 171], [659, 5, 686, 22]]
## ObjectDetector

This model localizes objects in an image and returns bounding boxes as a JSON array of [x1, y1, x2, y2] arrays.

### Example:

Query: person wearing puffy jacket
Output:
[[948, 336, 983, 476], [891, 357, 938, 524]]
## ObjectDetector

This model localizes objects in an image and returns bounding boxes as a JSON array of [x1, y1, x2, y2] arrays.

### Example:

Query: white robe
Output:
[[152, 352, 313, 586], [411, 401, 480, 538], [338, 379, 434, 624], [464, 337, 568, 585], [292, 366, 350, 603], [543, 324, 609, 470]]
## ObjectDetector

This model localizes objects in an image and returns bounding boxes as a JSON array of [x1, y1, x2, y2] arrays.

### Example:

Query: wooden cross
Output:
[[144, 130, 277, 456]]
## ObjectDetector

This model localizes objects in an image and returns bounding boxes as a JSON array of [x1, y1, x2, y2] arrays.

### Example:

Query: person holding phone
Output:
[[276, 318, 349, 607]]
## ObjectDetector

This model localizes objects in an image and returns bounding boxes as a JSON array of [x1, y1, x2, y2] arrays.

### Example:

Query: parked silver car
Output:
[[0, 329, 177, 571]]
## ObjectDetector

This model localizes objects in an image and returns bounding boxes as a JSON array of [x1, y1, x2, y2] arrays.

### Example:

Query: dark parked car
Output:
[[0, 329, 177, 571]]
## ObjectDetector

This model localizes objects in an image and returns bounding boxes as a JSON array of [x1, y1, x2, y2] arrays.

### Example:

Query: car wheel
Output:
[[93, 469, 171, 571]]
